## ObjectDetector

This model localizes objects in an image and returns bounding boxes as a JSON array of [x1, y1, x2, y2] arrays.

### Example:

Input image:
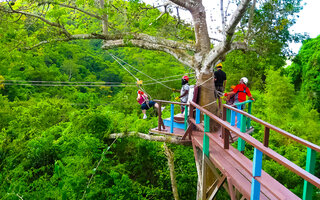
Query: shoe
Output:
[[143, 115, 147, 119], [161, 106, 165, 112]]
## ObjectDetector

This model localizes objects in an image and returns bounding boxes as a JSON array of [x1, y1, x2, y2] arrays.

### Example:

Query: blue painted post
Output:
[[203, 114, 210, 157], [184, 105, 188, 131], [170, 104, 174, 133], [251, 148, 263, 200], [237, 105, 242, 129], [230, 110, 236, 126], [303, 148, 317, 200], [196, 108, 200, 124]]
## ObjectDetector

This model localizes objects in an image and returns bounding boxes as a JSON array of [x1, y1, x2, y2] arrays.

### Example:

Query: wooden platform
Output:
[[192, 131, 300, 200]]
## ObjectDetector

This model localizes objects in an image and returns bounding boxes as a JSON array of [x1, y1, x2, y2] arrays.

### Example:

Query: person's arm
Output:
[[137, 94, 140, 101], [179, 90, 188, 98], [223, 80, 227, 88], [246, 88, 255, 101], [224, 84, 238, 97]]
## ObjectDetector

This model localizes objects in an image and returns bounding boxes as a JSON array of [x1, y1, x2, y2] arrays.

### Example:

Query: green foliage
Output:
[[287, 35, 320, 111], [264, 69, 295, 124], [0, 0, 318, 199]]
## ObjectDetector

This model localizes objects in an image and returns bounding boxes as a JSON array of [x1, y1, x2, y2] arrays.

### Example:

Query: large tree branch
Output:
[[24, 33, 105, 50], [40, 1, 102, 20], [102, 39, 193, 68], [171, 0, 210, 54], [108, 133, 192, 145], [99, 0, 108, 35], [202, 0, 251, 69], [246, 0, 257, 43], [169, 0, 194, 10], [9, 9, 71, 37]]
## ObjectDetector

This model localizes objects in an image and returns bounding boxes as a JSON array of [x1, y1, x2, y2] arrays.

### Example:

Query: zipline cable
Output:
[[81, 136, 119, 200], [109, 54, 140, 82], [109, 53, 176, 91], [3, 77, 191, 87]]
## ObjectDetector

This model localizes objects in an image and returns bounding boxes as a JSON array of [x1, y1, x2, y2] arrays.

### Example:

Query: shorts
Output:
[[215, 85, 225, 98], [141, 100, 156, 110]]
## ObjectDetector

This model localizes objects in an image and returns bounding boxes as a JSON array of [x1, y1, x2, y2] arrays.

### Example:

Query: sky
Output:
[[144, 0, 320, 54], [289, 0, 320, 53], [2, 0, 319, 54]]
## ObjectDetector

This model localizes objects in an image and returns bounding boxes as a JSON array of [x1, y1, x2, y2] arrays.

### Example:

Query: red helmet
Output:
[[182, 76, 189, 81]]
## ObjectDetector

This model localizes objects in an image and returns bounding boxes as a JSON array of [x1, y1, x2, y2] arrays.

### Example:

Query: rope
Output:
[[81, 136, 119, 200], [4, 80, 125, 84], [109, 53, 175, 91], [194, 76, 224, 108], [202, 100, 217, 108], [109, 54, 140, 82], [196, 76, 214, 87], [2, 77, 191, 88], [3, 83, 137, 87]]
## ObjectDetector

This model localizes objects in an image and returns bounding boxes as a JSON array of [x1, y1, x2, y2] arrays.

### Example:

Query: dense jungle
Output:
[[0, 0, 319, 199]]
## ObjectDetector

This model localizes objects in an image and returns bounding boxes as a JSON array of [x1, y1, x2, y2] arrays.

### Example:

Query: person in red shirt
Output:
[[224, 77, 254, 108]]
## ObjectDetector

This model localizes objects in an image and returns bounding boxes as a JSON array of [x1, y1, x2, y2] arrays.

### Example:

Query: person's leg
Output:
[[142, 109, 147, 119], [180, 104, 185, 113], [141, 103, 148, 119], [218, 96, 222, 110]]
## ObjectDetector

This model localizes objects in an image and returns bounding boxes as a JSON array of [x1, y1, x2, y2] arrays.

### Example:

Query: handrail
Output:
[[223, 104, 320, 153], [234, 100, 253, 106], [153, 99, 189, 106], [189, 101, 320, 189]]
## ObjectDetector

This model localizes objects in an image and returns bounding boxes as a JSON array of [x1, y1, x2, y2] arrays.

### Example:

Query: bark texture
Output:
[[164, 143, 180, 200]]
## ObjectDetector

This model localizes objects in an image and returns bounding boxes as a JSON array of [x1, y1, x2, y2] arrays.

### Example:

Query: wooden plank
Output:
[[206, 133, 300, 200], [193, 132, 301, 200], [223, 104, 320, 153], [190, 101, 320, 189], [192, 134, 255, 199]]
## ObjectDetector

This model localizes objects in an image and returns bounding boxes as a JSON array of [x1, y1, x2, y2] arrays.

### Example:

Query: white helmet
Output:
[[240, 77, 248, 84]]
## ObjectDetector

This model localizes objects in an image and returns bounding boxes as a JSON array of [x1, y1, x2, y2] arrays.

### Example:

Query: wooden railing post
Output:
[[184, 105, 188, 131], [263, 127, 270, 147], [224, 129, 230, 149], [189, 104, 194, 120], [222, 107, 227, 139], [251, 148, 263, 200], [158, 102, 162, 131], [303, 147, 317, 200], [170, 104, 174, 133]]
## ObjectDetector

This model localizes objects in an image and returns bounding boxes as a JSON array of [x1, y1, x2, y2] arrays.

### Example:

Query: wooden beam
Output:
[[208, 175, 227, 200]]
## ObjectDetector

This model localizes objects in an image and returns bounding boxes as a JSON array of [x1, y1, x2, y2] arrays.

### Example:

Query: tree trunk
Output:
[[164, 143, 180, 200], [197, 72, 220, 131]]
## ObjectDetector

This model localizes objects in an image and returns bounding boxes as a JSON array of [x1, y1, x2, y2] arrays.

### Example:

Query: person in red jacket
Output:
[[224, 77, 254, 108]]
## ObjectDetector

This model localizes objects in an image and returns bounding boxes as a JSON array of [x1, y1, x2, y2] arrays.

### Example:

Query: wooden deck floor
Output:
[[192, 131, 300, 200]]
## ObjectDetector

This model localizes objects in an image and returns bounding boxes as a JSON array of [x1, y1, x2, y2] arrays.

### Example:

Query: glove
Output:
[[251, 98, 255, 101], [172, 88, 179, 92], [175, 97, 179, 100], [224, 93, 228, 97]]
